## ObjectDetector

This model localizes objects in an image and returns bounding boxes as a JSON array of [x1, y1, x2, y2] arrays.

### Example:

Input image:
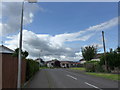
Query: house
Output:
[[46, 60, 56, 68], [91, 53, 103, 61], [79, 59, 86, 64], [79, 53, 103, 63], [35, 58, 45, 67], [0, 45, 14, 54], [60, 61, 81, 68], [0, 45, 14, 89], [60, 61, 71, 68], [0, 45, 26, 88]]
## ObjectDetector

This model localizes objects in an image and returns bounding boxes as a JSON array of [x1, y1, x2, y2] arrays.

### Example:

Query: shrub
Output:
[[100, 51, 120, 71], [84, 61, 104, 72], [26, 59, 39, 81]]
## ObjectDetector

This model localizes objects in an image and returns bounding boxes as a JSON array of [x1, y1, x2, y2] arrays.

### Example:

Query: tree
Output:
[[116, 46, 120, 53], [12, 48, 29, 59], [81, 45, 97, 61], [52, 59, 61, 67], [22, 51, 29, 59], [100, 48, 120, 71], [54, 60, 61, 67]]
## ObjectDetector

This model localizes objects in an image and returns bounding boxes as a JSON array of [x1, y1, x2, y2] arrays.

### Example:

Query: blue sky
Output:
[[1, 2, 118, 61], [25, 2, 118, 50], [26, 2, 118, 35]]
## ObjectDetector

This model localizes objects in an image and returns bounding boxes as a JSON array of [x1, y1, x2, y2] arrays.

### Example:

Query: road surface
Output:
[[25, 69, 119, 89]]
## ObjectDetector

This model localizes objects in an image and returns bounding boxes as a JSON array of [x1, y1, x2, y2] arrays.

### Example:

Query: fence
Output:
[[0, 53, 26, 88]]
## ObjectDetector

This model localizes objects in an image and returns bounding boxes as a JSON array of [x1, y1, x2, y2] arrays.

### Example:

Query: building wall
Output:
[[1, 53, 26, 88], [0, 53, 2, 89]]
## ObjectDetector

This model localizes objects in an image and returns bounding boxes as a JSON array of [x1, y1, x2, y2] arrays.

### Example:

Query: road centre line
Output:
[[66, 75, 77, 80], [85, 82, 102, 90]]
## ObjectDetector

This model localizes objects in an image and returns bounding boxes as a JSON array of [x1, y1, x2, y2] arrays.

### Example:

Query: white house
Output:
[[60, 61, 70, 68], [79, 59, 86, 64], [46, 60, 55, 68]]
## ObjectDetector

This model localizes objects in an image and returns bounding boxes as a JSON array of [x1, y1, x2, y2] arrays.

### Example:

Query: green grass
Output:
[[85, 72, 120, 81], [70, 67, 85, 71], [39, 67, 49, 69], [39, 66, 55, 69]]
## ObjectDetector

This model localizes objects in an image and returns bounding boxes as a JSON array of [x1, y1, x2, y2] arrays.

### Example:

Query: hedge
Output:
[[100, 52, 120, 70], [26, 59, 39, 81], [84, 61, 104, 72]]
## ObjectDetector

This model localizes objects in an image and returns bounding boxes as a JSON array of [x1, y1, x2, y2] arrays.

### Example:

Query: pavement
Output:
[[25, 68, 119, 89]]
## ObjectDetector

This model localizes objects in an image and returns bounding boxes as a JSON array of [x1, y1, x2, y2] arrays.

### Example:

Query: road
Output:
[[25, 69, 119, 89]]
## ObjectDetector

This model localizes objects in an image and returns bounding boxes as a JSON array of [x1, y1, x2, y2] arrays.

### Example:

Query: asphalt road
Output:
[[25, 68, 119, 89]]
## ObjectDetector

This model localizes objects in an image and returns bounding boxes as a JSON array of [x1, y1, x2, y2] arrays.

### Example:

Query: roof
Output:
[[0, 45, 14, 54], [93, 53, 103, 59], [79, 59, 85, 61]]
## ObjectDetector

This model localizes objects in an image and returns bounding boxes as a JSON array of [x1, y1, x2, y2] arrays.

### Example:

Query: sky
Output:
[[0, 2, 119, 61]]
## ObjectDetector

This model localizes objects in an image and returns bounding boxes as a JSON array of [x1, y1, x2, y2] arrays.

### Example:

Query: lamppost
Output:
[[17, 0, 37, 88]]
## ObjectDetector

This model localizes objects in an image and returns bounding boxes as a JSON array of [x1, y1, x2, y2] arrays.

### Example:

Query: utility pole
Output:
[[17, 0, 37, 88], [102, 31, 108, 72]]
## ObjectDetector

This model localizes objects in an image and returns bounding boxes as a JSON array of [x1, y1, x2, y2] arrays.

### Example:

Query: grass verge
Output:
[[39, 67, 49, 69], [70, 67, 85, 71], [85, 72, 120, 81]]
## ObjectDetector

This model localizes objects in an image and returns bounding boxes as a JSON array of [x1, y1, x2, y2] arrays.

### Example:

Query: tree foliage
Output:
[[81, 45, 97, 61], [12, 48, 29, 59], [100, 47, 120, 70]]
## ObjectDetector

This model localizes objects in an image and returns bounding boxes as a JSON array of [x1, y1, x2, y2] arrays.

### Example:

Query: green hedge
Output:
[[100, 52, 120, 71], [84, 61, 104, 72], [26, 59, 39, 81]]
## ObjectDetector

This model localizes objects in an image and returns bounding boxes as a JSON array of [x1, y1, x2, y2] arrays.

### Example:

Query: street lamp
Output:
[[17, 0, 37, 88]]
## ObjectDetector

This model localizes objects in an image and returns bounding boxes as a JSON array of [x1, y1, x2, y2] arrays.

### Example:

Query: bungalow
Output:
[[46, 60, 81, 68], [46, 60, 56, 68], [80, 53, 103, 63], [60, 61, 70, 68], [91, 53, 103, 61], [79, 59, 86, 64]]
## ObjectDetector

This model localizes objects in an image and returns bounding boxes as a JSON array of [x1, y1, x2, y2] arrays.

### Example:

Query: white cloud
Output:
[[0, 2, 43, 36], [1, 2, 118, 61], [5, 30, 80, 61], [87, 17, 118, 31], [4, 16, 118, 61]]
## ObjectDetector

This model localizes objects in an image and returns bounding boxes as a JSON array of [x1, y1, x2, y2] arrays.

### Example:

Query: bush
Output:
[[26, 59, 39, 81], [100, 51, 120, 71], [84, 61, 104, 72]]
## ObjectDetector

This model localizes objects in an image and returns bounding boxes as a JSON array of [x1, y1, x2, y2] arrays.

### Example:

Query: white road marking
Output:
[[66, 75, 77, 80], [85, 82, 102, 90]]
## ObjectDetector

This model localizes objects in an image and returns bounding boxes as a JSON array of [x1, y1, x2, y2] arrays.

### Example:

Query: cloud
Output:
[[51, 17, 118, 43], [0, 2, 43, 36], [4, 16, 118, 61], [1, 2, 118, 61], [86, 17, 118, 31], [5, 30, 78, 61]]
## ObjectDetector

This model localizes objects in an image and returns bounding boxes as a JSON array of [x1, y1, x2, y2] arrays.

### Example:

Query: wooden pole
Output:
[[102, 31, 108, 72]]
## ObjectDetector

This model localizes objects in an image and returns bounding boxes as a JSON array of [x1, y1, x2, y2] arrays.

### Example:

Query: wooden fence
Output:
[[0, 53, 26, 88]]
